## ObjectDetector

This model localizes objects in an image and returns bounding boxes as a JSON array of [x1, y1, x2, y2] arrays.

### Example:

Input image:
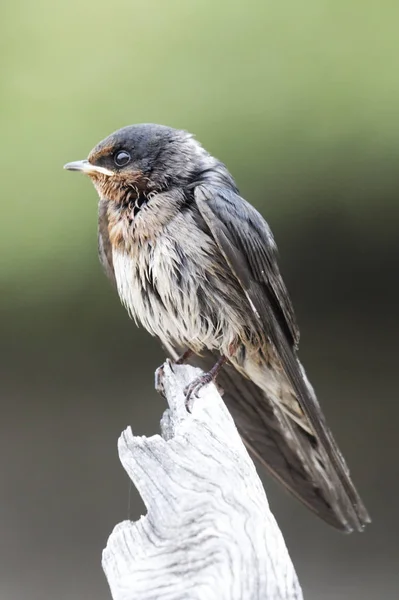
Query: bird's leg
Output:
[[184, 355, 228, 411], [175, 348, 194, 365]]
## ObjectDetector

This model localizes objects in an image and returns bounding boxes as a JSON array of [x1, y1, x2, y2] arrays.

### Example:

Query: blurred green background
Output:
[[1, 1, 398, 598]]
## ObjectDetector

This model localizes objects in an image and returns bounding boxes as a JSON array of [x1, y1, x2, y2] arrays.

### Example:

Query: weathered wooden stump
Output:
[[102, 360, 303, 600]]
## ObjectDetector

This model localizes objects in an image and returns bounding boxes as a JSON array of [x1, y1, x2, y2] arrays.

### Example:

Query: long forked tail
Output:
[[185, 349, 370, 532]]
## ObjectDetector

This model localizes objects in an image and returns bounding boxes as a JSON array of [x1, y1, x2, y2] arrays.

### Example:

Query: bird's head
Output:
[[64, 123, 211, 204]]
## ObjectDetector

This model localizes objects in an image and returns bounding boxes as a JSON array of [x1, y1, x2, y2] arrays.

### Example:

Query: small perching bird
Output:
[[65, 123, 370, 532]]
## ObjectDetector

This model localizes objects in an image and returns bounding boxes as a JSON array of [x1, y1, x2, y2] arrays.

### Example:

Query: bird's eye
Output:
[[114, 151, 131, 167]]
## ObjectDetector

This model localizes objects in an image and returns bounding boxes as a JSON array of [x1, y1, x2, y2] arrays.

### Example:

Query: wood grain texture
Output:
[[102, 361, 303, 600]]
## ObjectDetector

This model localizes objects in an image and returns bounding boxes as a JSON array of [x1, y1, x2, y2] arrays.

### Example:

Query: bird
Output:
[[64, 123, 370, 532]]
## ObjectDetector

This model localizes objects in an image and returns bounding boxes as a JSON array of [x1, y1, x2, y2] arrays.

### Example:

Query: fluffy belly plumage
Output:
[[111, 236, 250, 355]]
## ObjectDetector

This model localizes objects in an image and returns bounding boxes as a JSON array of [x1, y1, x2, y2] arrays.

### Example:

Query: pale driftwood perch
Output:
[[102, 360, 303, 600]]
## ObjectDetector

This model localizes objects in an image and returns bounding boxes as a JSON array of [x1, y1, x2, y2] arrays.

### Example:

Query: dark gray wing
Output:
[[194, 183, 370, 532], [98, 199, 116, 285]]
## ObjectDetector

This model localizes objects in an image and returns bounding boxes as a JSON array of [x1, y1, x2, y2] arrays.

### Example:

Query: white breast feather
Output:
[[112, 227, 244, 354]]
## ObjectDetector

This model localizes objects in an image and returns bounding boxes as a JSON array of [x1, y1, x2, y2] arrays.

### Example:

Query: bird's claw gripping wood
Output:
[[184, 355, 228, 411], [184, 371, 214, 411]]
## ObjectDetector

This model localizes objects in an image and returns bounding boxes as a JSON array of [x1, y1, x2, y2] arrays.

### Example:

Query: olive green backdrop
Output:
[[1, 1, 398, 599]]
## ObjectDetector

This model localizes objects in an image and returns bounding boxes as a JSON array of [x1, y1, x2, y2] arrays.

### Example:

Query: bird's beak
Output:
[[63, 160, 114, 177]]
